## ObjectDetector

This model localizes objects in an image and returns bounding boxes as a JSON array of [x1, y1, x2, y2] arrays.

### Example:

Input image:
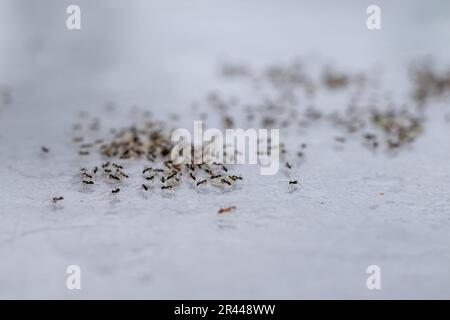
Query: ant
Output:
[[82, 180, 94, 185], [164, 161, 173, 169], [218, 206, 236, 214], [221, 179, 231, 186], [196, 180, 207, 186], [41, 146, 50, 153], [143, 167, 152, 174], [109, 174, 120, 181], [111, 188, 120, 194], [102, 162, 110, 168], [189, 172, 196, 180], [167, 172, 177, 180], [118, 172, 129, 178], [387, 141, 400, 149], [52, 196, 64, 203], [141, 184, 148, 191], [161, 185, 173, 190], [288, 180, 299, 193]]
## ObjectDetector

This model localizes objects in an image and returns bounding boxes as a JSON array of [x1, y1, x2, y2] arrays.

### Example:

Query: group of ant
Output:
[[72, 159, 245, 196], [79, 161, 129, 194], [50, 148, 300, 206], [141, 161, 243, 192]]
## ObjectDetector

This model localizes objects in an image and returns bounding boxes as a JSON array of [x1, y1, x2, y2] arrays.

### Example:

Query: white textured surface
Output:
[[1, 0, 450, 299]]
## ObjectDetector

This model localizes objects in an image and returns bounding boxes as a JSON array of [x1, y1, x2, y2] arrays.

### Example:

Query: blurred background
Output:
[[2, 0, 450, 112]]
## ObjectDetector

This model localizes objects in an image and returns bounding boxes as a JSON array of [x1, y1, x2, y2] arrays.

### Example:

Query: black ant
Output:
[[143, 167, 152, 174], [118, 172, 129, 178], [41, 146, 49, 153], [111, 188, 120, 194], [167, 172, 177, 180], [196, 180, 207, 186], [109, 174, 120, 181], [52, 196, 64, 203], [221, 179, 231, 186]]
